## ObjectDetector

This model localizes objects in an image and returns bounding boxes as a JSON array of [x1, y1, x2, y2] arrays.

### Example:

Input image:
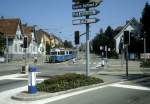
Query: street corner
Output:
[[11, 91, 53, 101]]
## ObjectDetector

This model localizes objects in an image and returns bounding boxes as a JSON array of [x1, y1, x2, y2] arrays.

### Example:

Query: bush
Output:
[[140, 60, 150, 68], [37, 73, 103, 93]]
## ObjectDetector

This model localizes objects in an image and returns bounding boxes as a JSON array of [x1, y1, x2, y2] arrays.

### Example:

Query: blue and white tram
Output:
[[49, 48, 76, 63]]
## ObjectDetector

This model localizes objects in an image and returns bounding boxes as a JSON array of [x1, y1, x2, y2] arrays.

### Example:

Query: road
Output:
[[46, 84, 150, 104], [45, 77, 150, 104], [0, 53, 150, 104], [0, 53, 100, 92]]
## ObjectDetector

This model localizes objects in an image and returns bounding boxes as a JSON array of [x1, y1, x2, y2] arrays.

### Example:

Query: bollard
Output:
[[28, 65, 37, 94]]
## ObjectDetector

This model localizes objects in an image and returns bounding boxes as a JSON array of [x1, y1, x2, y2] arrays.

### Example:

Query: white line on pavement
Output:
[[110, 83, 150, 91], [30, 83, 113, 104], [0, 82, 122, 104], [8, 77, 45, 81], [0, 74, 28, 81]]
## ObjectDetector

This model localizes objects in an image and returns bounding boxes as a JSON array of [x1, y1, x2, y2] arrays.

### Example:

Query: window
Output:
[[60, 51, 65, 55]]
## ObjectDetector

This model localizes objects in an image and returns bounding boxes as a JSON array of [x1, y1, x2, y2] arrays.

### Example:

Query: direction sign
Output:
[[72, 18, 99, 25], [72, 2, 100, 9], [72, 10, 100, 17]]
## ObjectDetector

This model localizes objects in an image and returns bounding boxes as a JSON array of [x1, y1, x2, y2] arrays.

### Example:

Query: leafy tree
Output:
[[92, 26, 118, 58], [104, 26, 115, 49], [140, 2, 150, 52], [46, 43, 51, 55], [64, 40, 73, 48], [0, 32, 6, 56]]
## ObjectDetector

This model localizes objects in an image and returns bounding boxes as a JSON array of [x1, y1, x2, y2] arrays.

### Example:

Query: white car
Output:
[[0, 57, 5, 63]]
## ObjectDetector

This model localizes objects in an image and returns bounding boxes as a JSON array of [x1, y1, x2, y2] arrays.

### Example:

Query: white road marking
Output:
[[0, 74, 28, 81], [110, 83, 150, 91], [0, 82, 121, 104], [28, 83, 112, 104], [0, 72, 41, 81], [8, 77, 45, 81], [93, 62, 97, 64]]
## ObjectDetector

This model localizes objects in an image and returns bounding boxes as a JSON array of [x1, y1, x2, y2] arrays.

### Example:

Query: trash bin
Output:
[[28, 65, 37, 94], [21, 65, 28, 74]]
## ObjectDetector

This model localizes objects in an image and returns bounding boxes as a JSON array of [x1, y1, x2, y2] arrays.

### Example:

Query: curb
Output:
[[11, 79, 122, 101]]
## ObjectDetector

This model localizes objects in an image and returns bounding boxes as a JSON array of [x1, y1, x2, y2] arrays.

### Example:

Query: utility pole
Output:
[[123, 31, 130, 78], [86, 7, 90, 76], [72, 0, 102, 76], [125, 45, 128, 78], [144, 32, 146, 62], [6, 36, 8, 63]]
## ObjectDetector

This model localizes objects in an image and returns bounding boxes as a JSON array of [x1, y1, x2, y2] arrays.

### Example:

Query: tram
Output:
[[48, 48, 76, 63]]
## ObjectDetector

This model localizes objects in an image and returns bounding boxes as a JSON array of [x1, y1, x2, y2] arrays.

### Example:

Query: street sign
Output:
[[72, 18, 99, 25], [72, 2, 100, 9], [72, 9, 100, 17]]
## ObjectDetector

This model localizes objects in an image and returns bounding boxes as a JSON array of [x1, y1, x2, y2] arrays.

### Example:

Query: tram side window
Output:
[[69, 51, 72, 54], [51, 52, 57, 55], [60, 51, 65, 55]]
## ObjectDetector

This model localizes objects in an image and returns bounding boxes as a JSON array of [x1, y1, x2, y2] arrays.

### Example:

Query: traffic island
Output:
[[12, 82, 108, 101], [12, 73, 105, 101]]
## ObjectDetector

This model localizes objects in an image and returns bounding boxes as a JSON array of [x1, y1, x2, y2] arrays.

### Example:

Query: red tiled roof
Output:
[[0, 18, 22, 37]]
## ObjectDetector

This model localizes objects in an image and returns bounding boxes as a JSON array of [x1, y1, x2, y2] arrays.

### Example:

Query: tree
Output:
[[46, 43, 51, 55], [104, 26, 115, 49], [92, 26, 118, 58], [64, 40, 73, 48], [0, 32, 6, 56], [140, 2, 150, 52]]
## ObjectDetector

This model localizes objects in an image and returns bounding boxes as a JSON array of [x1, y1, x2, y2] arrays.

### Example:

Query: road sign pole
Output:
[[86, 7, 90, 76], [125, 45, 128, 78]]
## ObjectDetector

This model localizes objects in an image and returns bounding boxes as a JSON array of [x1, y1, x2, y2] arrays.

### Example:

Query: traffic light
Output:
[[75, 31, 80, 45], [23, 36, 28, 48], [124, 31, 130, 45]]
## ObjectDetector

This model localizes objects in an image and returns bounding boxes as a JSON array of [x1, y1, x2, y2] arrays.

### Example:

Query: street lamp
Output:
[[143, 31, 146, 62]]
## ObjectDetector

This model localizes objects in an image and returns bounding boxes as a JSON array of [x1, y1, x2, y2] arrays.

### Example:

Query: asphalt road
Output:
[[0, 53, 100, 93], [46, 84, 150, 104], [0, 80, 27, 92], [0, 53, 150, 104]]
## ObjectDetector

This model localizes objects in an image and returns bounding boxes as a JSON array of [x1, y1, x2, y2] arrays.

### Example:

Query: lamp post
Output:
[[143, 32, 146, 62], [6, 36, 8, 63]]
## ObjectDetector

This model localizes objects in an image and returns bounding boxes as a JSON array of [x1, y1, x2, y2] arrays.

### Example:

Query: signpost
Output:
[[72, 10, 100, 17], [72, 18, 99, 25], [72, 2, 100, 9], [72, 0, 102, 76]]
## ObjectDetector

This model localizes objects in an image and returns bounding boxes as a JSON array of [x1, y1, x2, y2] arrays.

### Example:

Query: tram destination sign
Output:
[[72, 10, 100, 17], [72, 2, 100, 9], [72, 18, 99, 25]]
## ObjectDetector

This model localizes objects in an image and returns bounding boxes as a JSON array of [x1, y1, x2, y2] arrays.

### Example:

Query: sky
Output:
[[0, 0, 150, 43]]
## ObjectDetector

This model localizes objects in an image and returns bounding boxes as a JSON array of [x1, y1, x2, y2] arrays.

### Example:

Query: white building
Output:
[[114, 18, 141, 54], [0, 18, 24, 60], [22, 24, 38, 56]]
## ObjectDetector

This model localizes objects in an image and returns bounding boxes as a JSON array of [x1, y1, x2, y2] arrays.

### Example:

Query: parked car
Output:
[[0, 56, 5, 63]]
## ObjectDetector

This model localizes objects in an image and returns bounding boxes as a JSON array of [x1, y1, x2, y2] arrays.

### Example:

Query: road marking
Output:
[[8, 77, 45, 81], [0, 82, 122, 104], [30, 83, 113, 104], [110, 83, 150, 91], [0, 72, 41, 81], [0, 74, 28, 80]]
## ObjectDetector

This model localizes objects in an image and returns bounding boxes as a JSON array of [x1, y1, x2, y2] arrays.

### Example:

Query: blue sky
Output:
[[0, 0, 150, 43]]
